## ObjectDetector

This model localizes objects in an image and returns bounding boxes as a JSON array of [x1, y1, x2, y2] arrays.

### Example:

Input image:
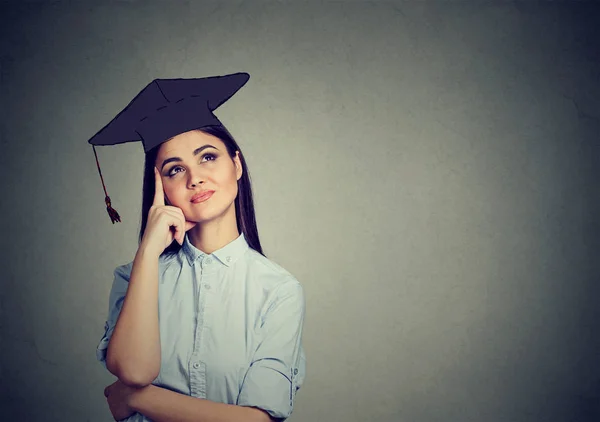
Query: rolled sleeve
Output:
[[237, 280, 306, 420], [96, 262, 132, 369]]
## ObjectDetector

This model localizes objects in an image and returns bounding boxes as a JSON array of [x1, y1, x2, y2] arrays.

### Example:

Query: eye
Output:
[[202, 152, 217, 162], [167, 166, 184, 177]]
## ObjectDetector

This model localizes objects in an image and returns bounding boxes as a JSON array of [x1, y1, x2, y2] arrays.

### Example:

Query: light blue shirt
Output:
[[96, 232, 306, 421]]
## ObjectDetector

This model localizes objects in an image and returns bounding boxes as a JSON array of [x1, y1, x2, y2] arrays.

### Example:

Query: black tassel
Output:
[[105, 195, 121, 223], [93, 145, 122, 223]]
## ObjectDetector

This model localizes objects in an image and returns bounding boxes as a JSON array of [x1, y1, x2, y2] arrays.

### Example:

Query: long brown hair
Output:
[[138, 124, 265, 257]]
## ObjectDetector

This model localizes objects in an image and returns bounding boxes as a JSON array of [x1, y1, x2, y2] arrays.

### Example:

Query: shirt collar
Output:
[[180, 232, 249, 267]]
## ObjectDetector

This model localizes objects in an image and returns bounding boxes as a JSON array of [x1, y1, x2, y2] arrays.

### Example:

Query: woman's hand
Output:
[[104, 379, 140, 421], [140, 167, 197, 257]]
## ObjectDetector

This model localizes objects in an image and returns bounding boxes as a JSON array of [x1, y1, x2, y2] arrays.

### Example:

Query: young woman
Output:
[[92, 73, 306, 422]]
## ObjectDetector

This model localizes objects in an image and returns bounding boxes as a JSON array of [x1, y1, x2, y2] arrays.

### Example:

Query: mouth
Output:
[[190, 191, 215, 203]]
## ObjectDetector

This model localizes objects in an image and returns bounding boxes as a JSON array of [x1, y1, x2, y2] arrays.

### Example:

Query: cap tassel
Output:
[[92, 145, 121, 223], [104, 195, 121, 223]]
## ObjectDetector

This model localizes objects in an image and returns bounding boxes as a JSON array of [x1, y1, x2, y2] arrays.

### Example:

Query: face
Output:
[[154, 130, 243, 224]]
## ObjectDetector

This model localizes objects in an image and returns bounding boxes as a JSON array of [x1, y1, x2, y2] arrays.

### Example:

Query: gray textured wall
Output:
[[1, 1, 598, 421]]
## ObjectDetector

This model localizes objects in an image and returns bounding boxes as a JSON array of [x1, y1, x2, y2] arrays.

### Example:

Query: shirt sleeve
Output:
[[237, 279, 306, 420], [96, 262, 132, 370]]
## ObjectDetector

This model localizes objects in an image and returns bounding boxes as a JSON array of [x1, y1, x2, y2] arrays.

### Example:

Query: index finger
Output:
[[153, 167, 165, 206]]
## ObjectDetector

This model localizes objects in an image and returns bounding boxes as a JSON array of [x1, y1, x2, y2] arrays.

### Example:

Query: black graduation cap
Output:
[[88, 72, 250, 223]]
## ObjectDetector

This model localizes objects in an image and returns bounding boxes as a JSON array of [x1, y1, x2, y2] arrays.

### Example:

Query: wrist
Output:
[[137, 243, 161, 261], [128, 384, 153, 412]]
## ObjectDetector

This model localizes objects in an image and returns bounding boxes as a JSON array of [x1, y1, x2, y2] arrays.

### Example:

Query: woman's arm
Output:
[[106, 246, 161, 387], [129, 385, 273, 422]]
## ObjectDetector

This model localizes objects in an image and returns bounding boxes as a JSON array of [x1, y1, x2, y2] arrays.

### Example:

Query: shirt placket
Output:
[[189, 254, 216, 398]]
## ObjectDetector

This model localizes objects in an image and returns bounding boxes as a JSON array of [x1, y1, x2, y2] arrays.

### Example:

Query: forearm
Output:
[[107, 246, 161, 386], [130, 385, 271, 422]]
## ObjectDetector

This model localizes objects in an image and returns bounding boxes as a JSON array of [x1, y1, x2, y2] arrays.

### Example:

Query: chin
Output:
[[186, 208, 223, 223], [190, 201, 236, 223]]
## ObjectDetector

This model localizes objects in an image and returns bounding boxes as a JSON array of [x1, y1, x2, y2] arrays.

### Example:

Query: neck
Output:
[[187, 205, 240, 254]]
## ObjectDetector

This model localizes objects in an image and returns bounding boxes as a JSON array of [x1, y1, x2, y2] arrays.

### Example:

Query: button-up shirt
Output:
[[96, 232, 306, 421]]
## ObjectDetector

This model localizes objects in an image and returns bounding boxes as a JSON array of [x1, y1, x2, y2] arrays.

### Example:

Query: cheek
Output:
[[163, 183, 185, 204], [213, 169, 238, 190], [224, 173, 240, 197]]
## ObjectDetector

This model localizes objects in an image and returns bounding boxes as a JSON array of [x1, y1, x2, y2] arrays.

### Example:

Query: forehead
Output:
[[157, 130, 224, 159]]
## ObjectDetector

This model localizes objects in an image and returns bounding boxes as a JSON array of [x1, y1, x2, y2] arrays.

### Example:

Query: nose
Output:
[[187, 168, 205, 188]]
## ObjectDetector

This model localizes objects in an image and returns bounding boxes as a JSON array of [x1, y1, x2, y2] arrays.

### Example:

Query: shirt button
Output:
[[193, 362, 199, 369], [294, 368, 298, 375], [204, 284, 211, 290], [206, 258, 212, 264], [226, 256, 231, 262]]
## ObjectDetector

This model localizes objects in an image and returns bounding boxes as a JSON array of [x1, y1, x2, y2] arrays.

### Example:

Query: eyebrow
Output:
[[160, 144, 218, 170]]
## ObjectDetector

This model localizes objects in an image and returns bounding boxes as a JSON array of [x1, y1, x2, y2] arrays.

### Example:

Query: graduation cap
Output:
[[88, 72, 250, 223]]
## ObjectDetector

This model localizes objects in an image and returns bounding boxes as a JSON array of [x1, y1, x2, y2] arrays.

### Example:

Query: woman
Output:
[[91, 73, 306, 422]]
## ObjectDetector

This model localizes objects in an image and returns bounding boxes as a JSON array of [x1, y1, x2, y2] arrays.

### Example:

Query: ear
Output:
[[234, 151, 243, 181]]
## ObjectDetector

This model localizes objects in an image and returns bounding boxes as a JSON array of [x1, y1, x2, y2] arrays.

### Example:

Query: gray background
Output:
[[1, 1, 598, 421]]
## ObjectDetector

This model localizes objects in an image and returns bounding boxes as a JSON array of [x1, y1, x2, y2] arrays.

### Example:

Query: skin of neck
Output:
[[186, 200, 240, 255]]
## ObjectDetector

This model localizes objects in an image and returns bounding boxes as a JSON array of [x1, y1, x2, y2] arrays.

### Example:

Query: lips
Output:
[[191, 191, 215, 203]]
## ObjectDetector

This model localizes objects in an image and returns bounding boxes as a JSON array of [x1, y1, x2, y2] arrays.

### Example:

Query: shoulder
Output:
[[245, 249, 298, 283], [106, 261, 133, 301], [114, 260, 134, 279], [113, 252, 181, 283], [244, 249, 304, 300]]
